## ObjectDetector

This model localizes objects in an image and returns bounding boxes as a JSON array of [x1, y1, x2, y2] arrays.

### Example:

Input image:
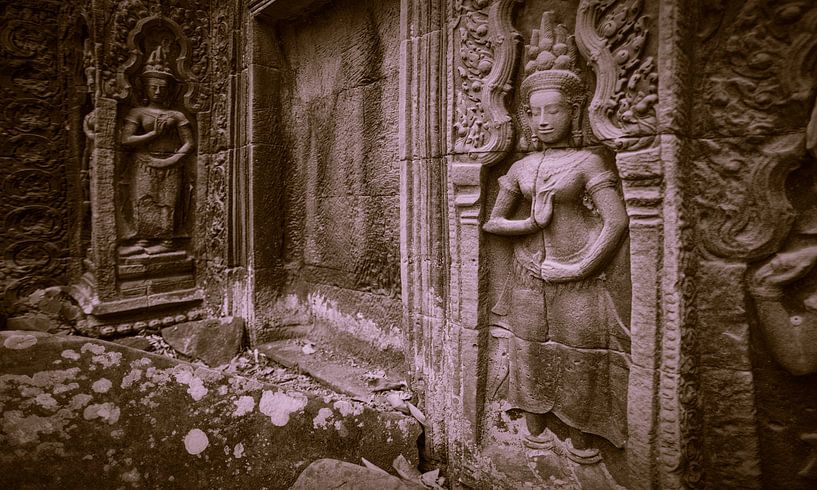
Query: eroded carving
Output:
[[483, 11, 631, 463], [0, 2, 67, 315], [119, 44, 195, 257], [575, 0, 658, 150]]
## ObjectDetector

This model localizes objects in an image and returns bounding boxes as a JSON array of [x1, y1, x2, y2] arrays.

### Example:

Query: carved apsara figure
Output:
[[120, 43, 194, 256], [483, 13, 631, 463]]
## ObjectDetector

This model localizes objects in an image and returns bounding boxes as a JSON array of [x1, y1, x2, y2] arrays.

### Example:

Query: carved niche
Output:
[[114, 18, 198, 297], [70, 10, 206, 335]]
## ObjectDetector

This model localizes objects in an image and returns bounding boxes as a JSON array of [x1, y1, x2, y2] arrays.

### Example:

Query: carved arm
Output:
[[121, 119, 158, 147], [576, 181, 628, 277], [539, 174, 628, 283], [482, 188, 538, 236], [147, 124, 195, 169], [749, 245, 817, 376]]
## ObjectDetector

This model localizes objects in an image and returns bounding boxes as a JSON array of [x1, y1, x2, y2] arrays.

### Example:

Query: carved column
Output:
[[399, 0, 452, 468], [449, 0, 523, 480], [576, 0, 696, 487]]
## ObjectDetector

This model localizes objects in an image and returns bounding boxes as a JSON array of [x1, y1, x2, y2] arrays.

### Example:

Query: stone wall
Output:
[[689, 1, 817, 487], [250, 0, 405, 366]]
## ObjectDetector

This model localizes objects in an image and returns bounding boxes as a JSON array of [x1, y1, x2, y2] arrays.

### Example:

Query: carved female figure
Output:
[[483, 14, 630, 463], [120, 44, 194, 256]]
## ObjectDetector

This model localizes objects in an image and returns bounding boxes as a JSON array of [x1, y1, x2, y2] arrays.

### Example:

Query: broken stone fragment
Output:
[[161, 317, 245, 367], [290, 459, 425, 490]]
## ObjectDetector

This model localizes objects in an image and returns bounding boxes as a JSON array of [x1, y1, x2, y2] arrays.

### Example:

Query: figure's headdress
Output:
[[141, 44, 176, 81], [519, 12, 585, 147]]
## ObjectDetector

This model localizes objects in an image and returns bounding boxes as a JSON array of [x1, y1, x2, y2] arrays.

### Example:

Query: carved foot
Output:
[[118, 244, 145, 256], [145, 241, 174, 255], [564, 438, 602, 465]]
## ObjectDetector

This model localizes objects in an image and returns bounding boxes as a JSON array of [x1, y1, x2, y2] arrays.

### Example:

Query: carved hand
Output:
[[532, 191, 554, 229], [539, 259, 584, 283], [752, 245, 817, 289], [154, 116, 170, 136]]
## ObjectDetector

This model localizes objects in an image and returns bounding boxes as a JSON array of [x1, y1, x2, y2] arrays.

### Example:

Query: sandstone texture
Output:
[[161, 317, 246, 366]]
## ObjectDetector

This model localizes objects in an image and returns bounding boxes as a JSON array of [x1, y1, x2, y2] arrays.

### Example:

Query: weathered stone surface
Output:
[[257, 0, 403, 355], [162, 317, 245, 367], [6, 313, 55, 333], [290, 459, 424, 490], [0, 331, 421, 489], [113, 336, 153, 352]]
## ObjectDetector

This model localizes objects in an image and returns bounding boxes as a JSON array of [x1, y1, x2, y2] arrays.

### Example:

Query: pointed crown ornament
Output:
[[517, 11, 586, 149], [141, 44, 176, 81], [520, 12, 584, 107]]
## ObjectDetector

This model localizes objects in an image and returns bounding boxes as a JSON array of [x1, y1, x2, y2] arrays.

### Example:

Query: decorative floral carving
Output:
[[453, 0, 523, 165], [0, 1, 67, 315], [575, 0, 658, 150], [702, 0, 817, 137]]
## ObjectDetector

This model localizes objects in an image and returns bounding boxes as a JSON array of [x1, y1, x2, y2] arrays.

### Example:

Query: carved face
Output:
[[528, 89, 573, 146], [144, 77, 170, 104]]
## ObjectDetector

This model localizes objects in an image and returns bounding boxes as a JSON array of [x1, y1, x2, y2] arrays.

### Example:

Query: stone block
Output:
[[162, 316, 246, 367], [291, 459, 424, 490], [114, 336, 153, 352]]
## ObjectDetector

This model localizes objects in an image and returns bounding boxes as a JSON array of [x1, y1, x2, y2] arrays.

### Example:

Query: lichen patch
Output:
[[232, 395, 255, 417], [80, 343, 105, 355], [92, 378, 113, 394], [121, 369, 143, 389], [333, 400, 364, 418], [172, 367, 208, 401], [91, 351, 123, 368], [83, 402, 121, 425], [233, 442, 245, 459], [183, 428, 209, 455], [3, 334, 38, 350], [313, 407, 334, 429], [61, 349, 81, 361], [258, 391, 308, 426], [2, 410, 66, 445]]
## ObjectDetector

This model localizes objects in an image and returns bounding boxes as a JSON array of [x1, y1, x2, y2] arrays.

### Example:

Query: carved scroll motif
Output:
[[453, 0, 523, 165], [697, 0, 817, 260], [575, 0, 658, 151], [696, 135, 804, 261], [0, 2, 67, 312]]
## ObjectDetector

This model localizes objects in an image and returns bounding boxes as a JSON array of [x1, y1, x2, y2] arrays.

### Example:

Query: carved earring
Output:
[[571, 101, 583, 147]]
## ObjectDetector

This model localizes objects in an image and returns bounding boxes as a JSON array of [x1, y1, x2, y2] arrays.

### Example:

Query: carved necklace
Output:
[[534, 147, 580, 191]]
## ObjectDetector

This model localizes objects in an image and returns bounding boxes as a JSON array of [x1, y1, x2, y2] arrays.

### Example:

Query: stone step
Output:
[[257, 339, 408, 403]]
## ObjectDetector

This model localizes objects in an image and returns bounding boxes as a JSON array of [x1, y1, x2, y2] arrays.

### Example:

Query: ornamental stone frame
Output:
[[400, 0, 696, 487]]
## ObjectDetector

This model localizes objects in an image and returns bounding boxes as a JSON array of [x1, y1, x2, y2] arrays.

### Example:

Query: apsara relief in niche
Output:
[[483, 11, 631, 465], [115, 20, 197, 297], [120, 43, 195, 257]]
